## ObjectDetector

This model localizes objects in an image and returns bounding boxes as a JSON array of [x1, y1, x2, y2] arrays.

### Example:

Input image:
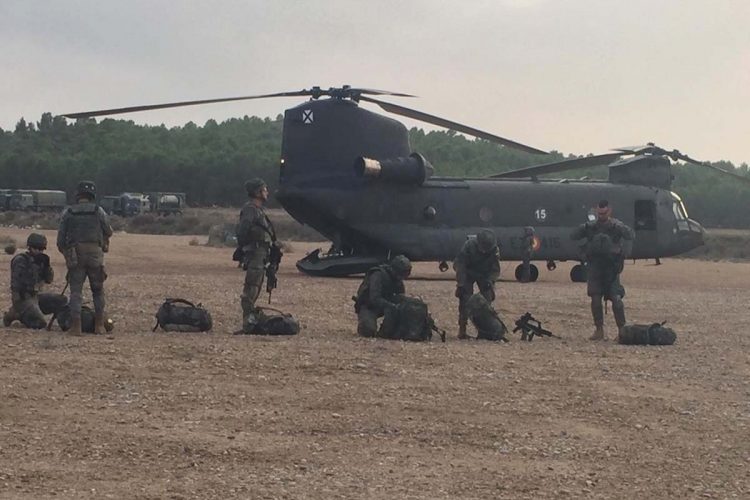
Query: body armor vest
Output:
[[67, 203, 103, 245]]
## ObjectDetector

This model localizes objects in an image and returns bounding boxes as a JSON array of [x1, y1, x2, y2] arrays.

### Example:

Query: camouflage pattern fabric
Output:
[[618, 323, 676, 345]]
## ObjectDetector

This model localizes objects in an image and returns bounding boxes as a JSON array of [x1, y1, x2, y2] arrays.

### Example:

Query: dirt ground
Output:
[[0, 228, 748, 499]]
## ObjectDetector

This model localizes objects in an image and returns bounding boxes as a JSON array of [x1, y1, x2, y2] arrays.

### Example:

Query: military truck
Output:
[[146, 192, 186, 215], [1, 189, 67, 211]]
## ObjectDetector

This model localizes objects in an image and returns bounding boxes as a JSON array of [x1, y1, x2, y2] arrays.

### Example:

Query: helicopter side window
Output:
[[634, 200, 656, 230]]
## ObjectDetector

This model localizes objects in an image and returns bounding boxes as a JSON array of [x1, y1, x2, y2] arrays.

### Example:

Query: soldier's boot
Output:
[[457, 322, 469, 340], [94, 312, 106, 335], [590, 325, 605, 341], [3, 309, 18, 327], [68, 315, 83, 336]]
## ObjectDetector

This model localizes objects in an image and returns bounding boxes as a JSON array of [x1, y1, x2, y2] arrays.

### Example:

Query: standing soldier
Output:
[[57, 180, 113, 335], [353, 255, 411, 337], [236, 178, 278, 329], [453, 229, 501, 339], [520, 226, 535, 283], [3, 233, 54, 329], [571, 200, 634, 340]]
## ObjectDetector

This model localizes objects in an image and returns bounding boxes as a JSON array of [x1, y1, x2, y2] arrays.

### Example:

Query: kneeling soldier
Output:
[[353, 255, 412, 338], [3, 233, 54, 329]]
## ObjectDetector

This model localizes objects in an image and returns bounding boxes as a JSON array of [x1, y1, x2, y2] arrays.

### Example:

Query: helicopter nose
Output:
[[675, 218, 705, 252]]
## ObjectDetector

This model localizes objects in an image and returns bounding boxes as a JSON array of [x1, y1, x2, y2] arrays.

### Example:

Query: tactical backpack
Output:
[[377, 296, 437, 342], [618, 322, 676, 346], [153, 298, 213, 332], [38, 293, 68, 316], [239, 308, 299, 336], [466, 293, 508, 341], [57, 305, 114, 334]]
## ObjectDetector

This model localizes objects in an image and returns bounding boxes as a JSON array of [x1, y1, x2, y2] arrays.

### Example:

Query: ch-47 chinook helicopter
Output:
[[64, 85, 750, 282]]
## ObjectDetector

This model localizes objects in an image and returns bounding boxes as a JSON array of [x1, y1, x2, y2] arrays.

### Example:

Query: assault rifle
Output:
[[266, 242, 283, 304], [512, 312, 559, 341]]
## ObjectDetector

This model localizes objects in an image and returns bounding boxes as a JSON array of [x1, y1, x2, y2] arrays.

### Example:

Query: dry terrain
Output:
[[0, 228, 748, 499]]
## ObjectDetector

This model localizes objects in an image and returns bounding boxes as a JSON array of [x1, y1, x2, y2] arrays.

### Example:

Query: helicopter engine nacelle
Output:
[[354, 152, 434, 186]]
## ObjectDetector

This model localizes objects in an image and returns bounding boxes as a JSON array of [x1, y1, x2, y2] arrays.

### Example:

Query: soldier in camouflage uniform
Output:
[[353, 255, 412, 338], [57, 181, 113, 335], [571, 200, 634, 341], [3, 233, 54, 329], [520, 226, 535, 283], [236, 178, 277, 328], [453, 229, 501, 339]]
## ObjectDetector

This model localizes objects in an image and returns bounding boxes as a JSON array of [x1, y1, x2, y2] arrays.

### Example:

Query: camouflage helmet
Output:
[[524, 226, 535, 236], [27, 232, 47, 250], [245, 178, 267, 197], [76, 180, 96, 199], [476, 229, 497, 253], [390, 255, 412, 277]]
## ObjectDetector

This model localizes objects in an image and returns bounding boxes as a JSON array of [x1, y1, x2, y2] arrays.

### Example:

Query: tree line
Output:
[[1, 113, 748, 227]]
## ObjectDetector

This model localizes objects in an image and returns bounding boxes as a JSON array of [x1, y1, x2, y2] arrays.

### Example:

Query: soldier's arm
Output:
[[42, 263, 54, 284], [236, 206, 255, 247], [99, 207, 114, 239], [368, 272, 392, 310], [488, 249, 501, 282], [56, 210, 70, 253], [452, 242, 470, 286], [570, 223, 589, 241], [11, 256, 34, 294]]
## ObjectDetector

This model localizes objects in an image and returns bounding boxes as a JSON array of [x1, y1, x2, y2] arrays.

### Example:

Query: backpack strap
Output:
[[164, 298, 197, 308]]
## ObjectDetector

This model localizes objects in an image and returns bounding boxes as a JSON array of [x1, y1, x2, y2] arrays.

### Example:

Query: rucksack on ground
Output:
[[153, 298, 213, 332], [239, 308, 300, 336], [466, 293, 508, 341], [377, 296, 437, 342], [618, 322, 676, 345]]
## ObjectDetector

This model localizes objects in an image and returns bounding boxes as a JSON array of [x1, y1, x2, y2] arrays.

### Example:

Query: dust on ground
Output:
[[0, 228, 748, 499]]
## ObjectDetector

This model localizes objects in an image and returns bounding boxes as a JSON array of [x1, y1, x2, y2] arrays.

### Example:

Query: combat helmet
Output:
[[476, 229, 497, 253], [245, 178, 267, 198], [76, 180, 97, 200], [26, 233, 47, 250], [390, 255, 412, 277]]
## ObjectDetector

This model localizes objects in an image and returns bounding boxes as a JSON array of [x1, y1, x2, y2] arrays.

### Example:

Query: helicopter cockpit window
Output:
[[634, 200, 657, 230], [670, 192, 689, 221]]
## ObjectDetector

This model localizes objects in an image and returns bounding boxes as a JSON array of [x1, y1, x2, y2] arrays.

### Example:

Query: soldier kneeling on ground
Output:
[[353, 255, 412, 338], [3, 233, 54, 329]]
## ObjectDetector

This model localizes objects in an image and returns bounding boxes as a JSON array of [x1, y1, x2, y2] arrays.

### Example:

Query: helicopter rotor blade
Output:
[[62, 90, 314, 119], [352, 88, 416, 97], [488, 152, 623, 178], [358, 95, 548, 155], [669, 151, 750, 185]]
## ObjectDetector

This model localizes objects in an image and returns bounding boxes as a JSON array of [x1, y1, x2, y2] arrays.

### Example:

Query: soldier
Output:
[[520, 226, 535, 283], [454, 229, 501, 339], [236, 178, 278, 328], [571, 200, 634, 340], [3, 233, 54, 329], [353, 255, 412, 338], [57, 180, 113, 335]]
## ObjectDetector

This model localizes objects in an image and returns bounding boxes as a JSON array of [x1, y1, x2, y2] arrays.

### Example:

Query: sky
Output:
[[1, 0, 749, 165]]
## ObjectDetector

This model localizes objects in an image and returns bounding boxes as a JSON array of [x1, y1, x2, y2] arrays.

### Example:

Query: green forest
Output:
[[1, 112, 749, 227]]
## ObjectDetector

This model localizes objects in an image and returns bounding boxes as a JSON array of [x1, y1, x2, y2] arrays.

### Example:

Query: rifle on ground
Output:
[[512, 312, 559, 341], [46, 279, 69, 331]]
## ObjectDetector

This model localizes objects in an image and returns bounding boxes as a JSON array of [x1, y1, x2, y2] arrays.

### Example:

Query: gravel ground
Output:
[[1, 228, 748, 499]]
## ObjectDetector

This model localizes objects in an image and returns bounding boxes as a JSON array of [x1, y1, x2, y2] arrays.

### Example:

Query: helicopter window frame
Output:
[[670, 192, 689, 221], [634, 200, 657, 231]]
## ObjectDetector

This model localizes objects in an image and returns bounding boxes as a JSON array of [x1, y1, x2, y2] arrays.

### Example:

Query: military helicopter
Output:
[[64, 85, 749, 282]]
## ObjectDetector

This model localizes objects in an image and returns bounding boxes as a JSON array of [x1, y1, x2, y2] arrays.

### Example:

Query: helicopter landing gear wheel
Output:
[[514, 264, 539, 282], [570, 263, 587, 283], [438, 261, 449, 272]]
